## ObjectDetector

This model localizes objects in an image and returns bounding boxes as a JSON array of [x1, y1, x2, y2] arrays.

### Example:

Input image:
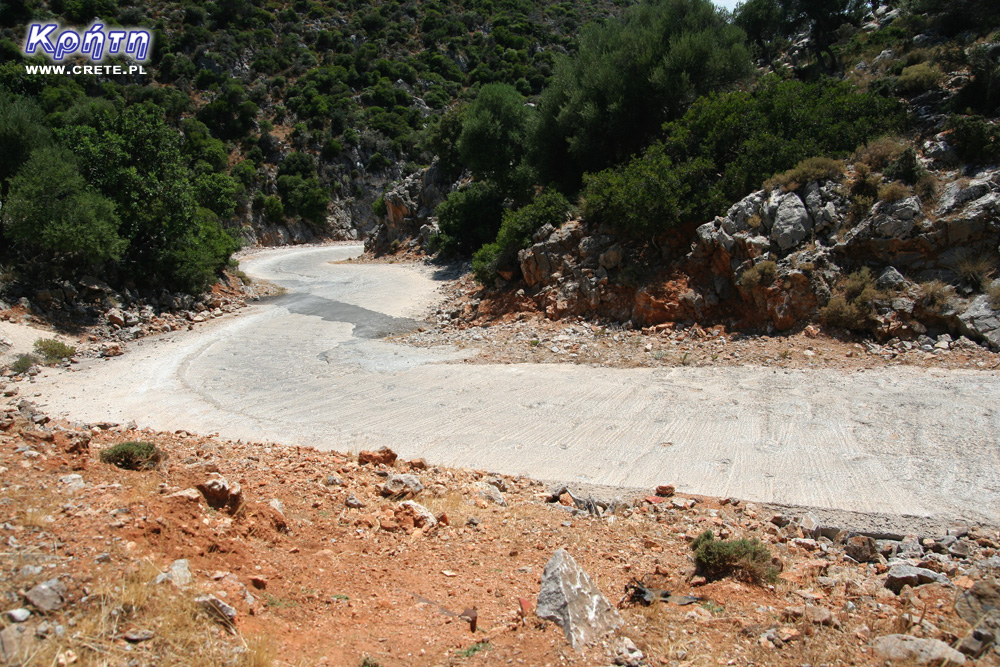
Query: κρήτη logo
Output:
[[23, 23, 153, 62]]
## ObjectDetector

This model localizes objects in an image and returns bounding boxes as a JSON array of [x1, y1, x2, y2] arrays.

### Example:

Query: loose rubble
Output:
[[1, 403, 998, 665]]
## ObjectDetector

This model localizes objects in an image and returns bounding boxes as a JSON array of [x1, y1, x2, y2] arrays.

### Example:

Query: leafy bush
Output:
[[884, 147, 924, 185], [738, 260, 778, 290], [580, 76, 903, 238], [33, 338, 75, 365], [372, 196, 387, 218], [10, 354, 37, 375], [764, 157, 845, 192], [530, 0, 752, 186], [896, 63, 942, 94], [434, 181, 505, 256], [99, 441, 165, 470], [945, 116, 1000, 164], [582, 144, 713, 237], [459, 84, 530, 192], [472, 189, 569, 284], [691, 531, 778, 584], [878, 181, 912, 203]]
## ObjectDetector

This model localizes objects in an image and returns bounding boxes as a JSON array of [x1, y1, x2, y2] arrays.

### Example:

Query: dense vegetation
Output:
[[0, 0, 622, 294], [1, 0, 999, 298]]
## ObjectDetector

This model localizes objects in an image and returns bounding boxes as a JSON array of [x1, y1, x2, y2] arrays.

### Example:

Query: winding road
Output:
[[33, 245, 1000, 525]]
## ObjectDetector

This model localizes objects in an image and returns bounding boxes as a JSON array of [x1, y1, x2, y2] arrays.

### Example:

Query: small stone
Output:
[[167, 488, 203, 503], [323, 474, 342, 487], [166, 559, 192, 586], [885, 565, 952, 594], [250, 577, 267, 590], [268, 499, 285, 516], [25, 581, 65, 612], [194, 595, 237, 627], [872, 634, 966, 664], [123, 629, 155, 643], [655, 485, 675, 497], [536, 549, 622, 649], [6, 609, 30, 623], [473, 481, 506, 506], [358, 447, 397, 466], [612, 636, 644, 666], [381, 474, 423, 498], [345, 494, 364, 509], [845, 535, 879, 563]]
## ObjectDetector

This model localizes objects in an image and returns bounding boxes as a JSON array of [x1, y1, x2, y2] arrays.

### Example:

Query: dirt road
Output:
[[31, 245, 1000, 524]]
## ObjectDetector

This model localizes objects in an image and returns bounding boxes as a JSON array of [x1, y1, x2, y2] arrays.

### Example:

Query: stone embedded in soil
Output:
[[24, 581, 65, 612], [655, 485, 675, 497], [872, 634, 966, 665], [195, 595, 238, 627], [885, 564, 952, 593], [123, 629, 155, 643], [473, 481, 506, 506], [536, 548, 622, 649], [381, 474, 423, 498], [5, 609, 30, 623], [358, 446, 397, 466], [196, 476, 242, 511], [345, 494, 364, 508], [845, 535, 880, 563]]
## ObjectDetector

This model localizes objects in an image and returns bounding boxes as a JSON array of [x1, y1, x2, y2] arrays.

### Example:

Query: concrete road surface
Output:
[[31, 245, 1000, 525]]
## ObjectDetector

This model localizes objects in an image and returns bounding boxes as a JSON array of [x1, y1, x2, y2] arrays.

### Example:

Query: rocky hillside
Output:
[[366, 0, 1000, 349], [2, 398, 1000, 666]]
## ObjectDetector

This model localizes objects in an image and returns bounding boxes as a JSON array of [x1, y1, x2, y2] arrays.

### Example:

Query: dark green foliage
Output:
[[33, 338, 76, 365], [472, 189, 569, 283], [193, 172, 242, 218], [582, 77, 902, 236], [434, 182, 505, 256], [945, 116, 1000, 164], [691, 531, 778, 584], [263, 196, 285, 223], [957, 43, 1000, 114], [582, 144, 714, 237], [0, 92, 52, 187], [2, 146, 125, 267], [99, 441, 165, 470], [460, 84, 531, 191], [735, 0, 868, 70], [884, 148, 924, 186], [531, 0, 751, 187]]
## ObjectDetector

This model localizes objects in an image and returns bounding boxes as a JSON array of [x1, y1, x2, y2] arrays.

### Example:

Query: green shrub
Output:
[[738, 260, 778, 290], [99, 441, 165, 470], [884, 147, 925, 185], [896, 63, 942, 94], [33, 338, 76, 365], [434, 181, 504, 257], [10, 354, 37, 375], [945, 116, 1000, 164], [691, 531, 778, 584], [372, 196, 387, 218], [472, 189, 570, 284], [765, 157, 845, 192]]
